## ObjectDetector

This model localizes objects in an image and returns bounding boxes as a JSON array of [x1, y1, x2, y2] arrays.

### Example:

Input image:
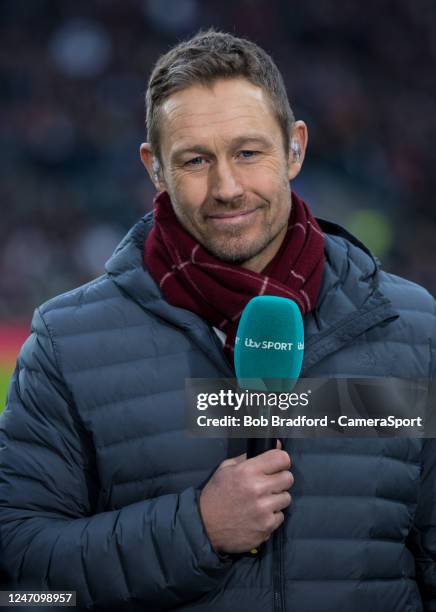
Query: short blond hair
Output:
[[145, 28, 295, 163]]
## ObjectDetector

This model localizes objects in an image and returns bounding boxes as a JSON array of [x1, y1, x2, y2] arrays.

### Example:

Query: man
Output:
[[0, 29, 435, 612]]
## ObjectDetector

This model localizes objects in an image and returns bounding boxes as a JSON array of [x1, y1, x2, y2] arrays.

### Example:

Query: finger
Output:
[[276, 439, 282, 450], [268, 491, 292, 513], [266, 470, 294, 494], [270, 510, 285, 533], [257, 449, 291, 475]]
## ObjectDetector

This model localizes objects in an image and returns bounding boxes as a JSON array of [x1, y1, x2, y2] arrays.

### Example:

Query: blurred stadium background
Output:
[[1, 0, 436, 410]]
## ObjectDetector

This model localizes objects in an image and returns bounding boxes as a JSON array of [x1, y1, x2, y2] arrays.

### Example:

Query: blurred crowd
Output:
[[1, 0, 435, 322]]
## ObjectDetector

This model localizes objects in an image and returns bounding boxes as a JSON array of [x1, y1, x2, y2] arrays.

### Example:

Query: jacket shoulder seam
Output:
[[35, 307, 84, 430], [36, 306, 65, 378]]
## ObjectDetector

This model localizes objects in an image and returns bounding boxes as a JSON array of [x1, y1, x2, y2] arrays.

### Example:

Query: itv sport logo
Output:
[[236, 337, 304, 351]]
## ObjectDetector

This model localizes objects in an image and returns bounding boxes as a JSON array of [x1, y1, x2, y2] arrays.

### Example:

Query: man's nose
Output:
[[209, 160, 244, 203]]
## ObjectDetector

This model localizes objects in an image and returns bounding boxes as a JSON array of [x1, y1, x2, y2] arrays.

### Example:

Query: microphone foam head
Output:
[[234, 296, 304, 391]]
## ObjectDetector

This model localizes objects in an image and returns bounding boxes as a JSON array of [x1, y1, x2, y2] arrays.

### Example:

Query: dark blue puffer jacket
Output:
[[0, 214, 435, 612]]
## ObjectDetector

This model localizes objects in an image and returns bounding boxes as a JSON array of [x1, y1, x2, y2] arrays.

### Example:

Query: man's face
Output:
[[146, 78, 305, 271]]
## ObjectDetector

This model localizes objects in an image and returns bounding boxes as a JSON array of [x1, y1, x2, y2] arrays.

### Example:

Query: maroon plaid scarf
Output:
[[144, 191, 325, 362]]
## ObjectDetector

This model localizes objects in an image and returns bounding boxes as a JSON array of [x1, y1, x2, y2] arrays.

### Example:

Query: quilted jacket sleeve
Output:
[[408, 438, 436, 611], [408, 300, 436, 611], [0, 308, 231, 610]]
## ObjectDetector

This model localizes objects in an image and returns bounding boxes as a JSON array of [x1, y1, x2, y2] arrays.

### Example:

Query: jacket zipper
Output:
[[273, 528, 285, 612]]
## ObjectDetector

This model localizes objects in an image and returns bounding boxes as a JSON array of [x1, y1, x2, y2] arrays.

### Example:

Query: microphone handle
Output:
[[246, 437, 276, 459]]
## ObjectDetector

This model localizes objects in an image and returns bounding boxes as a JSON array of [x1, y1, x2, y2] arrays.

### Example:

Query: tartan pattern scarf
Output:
[[144, 191, 325, 363]]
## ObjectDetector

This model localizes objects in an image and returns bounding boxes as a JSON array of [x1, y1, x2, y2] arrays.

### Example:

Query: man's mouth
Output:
[[206, 208, 261, 225]]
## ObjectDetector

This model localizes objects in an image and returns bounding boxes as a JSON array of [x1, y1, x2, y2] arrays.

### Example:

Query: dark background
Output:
[[1, 0, 435, 324]]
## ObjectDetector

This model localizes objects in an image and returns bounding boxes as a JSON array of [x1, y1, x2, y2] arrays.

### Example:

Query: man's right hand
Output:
[[199, 447, 293, 554]]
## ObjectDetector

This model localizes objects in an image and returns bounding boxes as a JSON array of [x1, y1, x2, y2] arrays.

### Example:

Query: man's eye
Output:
[[238, 150, 258, 159], [185, 156, 205, 167]]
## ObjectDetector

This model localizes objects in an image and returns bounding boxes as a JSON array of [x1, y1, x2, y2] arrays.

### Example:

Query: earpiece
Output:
[[152, 157, 160, 182], [290, 139, 302, 162]]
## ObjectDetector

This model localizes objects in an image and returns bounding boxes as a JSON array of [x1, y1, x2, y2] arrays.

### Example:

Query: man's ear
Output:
[[140, 143, 166, 191], [287, 120, 308, 181]]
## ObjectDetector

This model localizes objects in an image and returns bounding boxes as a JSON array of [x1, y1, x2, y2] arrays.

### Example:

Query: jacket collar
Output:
[[105, 213, 399, 376], [301, 218, 399, 373], [105, 213, 232, 375]]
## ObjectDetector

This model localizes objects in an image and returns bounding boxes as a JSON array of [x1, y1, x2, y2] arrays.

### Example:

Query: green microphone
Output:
[[234, 296, 304, 458]]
